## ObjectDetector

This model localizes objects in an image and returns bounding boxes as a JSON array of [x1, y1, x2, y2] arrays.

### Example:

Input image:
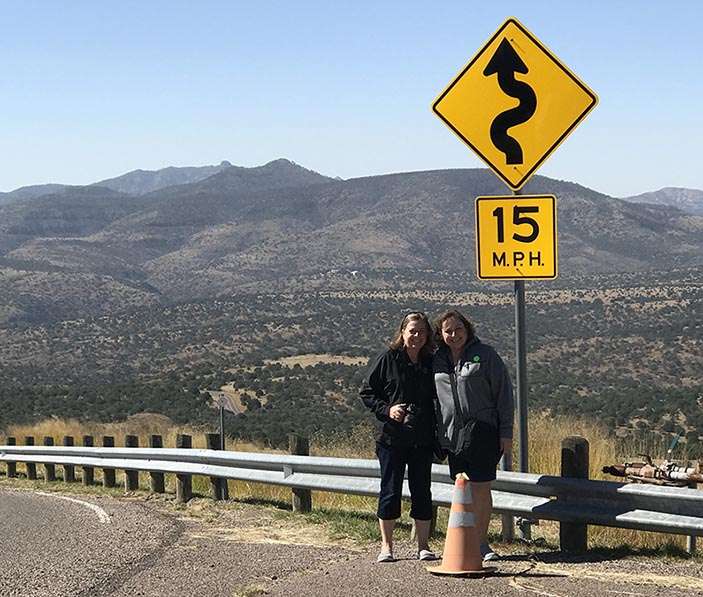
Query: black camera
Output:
[[402, 403, 418, 430]]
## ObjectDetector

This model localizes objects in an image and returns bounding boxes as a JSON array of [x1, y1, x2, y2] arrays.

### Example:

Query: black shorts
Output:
[[448, 451, 498, 483]]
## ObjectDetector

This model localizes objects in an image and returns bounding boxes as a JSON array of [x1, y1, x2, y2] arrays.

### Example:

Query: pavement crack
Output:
[[76, 503, 185, 597], [510, 558, 568, 597]]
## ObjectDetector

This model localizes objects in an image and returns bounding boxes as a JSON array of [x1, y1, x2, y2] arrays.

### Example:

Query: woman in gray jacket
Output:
[[433, 309, 514, 561]]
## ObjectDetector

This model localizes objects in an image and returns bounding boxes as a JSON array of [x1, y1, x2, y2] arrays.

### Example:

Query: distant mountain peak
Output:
[[262, 158, 307, 170], [90, 159, 333, 196], [93, 161, 235, 195], [622, 186, 703, 216]]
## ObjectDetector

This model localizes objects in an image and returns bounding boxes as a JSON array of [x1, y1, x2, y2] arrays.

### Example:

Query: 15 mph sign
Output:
[[475, 195, 557, 279]]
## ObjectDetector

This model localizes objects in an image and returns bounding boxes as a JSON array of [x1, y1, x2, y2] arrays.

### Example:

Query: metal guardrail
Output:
[[2, 445, 703, 537]]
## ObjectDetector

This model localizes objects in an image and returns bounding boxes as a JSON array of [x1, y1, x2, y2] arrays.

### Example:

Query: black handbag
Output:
[[449, 369, 501, 467], [455, 417, 501, 467]]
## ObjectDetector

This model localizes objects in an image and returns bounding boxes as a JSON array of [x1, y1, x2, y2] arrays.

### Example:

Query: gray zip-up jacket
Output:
[[433, 337, 514, 451]]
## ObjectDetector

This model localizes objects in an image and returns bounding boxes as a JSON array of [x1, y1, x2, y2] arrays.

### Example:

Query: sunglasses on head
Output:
[[402, 311, 427, 322]]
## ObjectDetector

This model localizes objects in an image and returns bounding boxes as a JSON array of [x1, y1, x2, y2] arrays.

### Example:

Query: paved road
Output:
[[0, 488, 181, 597], [2, 486, 703, 596]]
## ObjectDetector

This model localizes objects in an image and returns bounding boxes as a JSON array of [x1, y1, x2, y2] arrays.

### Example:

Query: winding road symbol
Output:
[[431, 17, 597, 190], [483, 38, 536, 165]]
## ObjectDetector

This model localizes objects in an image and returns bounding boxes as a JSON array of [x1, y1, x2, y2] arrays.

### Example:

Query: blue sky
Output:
[[2, 1, 701, 197]]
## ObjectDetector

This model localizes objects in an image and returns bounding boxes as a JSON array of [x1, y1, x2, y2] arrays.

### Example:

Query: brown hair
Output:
[[433, 309, 476, 349], [389, 311, 435, 358]]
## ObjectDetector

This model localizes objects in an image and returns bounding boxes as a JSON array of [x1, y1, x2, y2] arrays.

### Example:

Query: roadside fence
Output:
[[1, 434, 702, 554]]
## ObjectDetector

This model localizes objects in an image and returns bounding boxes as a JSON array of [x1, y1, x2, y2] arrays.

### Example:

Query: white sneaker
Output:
[[480, 543, 499, 562], [418, 549, 439, 561], [377, 549, 395, 563]]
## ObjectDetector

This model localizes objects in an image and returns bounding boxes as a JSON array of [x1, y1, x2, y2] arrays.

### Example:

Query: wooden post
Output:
[[24, 436, 37, 480], [206, 433, 228, 500], [62, 436, 75, 482], [82, 435, 94, 486], [102, 436, 116, 488], [43, 437, 56, 482], [149, 435, 165, 493], [6, 437, 17, 478], [124, 435, 139, 491], [288, 434, 311, 513], [560, 436, 589, 553], [175, 434, 192, 503]]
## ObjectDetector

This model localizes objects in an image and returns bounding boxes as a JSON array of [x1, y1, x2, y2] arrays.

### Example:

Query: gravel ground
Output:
[[266, 544, 703, 597], [2, 483, 703, 597]]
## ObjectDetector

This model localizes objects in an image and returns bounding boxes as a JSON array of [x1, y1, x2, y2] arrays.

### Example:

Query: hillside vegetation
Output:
[[0, 267, 700, 451]]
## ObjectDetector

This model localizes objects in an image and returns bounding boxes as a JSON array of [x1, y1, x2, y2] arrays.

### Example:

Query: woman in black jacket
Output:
[[360, 311, 438, 563]]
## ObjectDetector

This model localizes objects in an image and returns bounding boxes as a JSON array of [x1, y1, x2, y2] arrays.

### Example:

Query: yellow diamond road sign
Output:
[[475, 195, 557, 280], [433, 18, 597, 190]]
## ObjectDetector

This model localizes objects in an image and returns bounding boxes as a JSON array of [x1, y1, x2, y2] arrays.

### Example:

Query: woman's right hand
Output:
[[389, 404, 406, 422]]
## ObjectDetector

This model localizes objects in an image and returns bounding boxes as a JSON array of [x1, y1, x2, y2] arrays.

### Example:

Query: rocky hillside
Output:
[[0, 183, 69, 206], [0, 160, 701, 323]]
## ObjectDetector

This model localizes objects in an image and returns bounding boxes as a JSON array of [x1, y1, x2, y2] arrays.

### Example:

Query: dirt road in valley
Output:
[[1, 486, 702, 597]]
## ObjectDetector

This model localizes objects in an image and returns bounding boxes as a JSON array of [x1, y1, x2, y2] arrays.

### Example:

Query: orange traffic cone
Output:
[[427, 473, 493, 577]]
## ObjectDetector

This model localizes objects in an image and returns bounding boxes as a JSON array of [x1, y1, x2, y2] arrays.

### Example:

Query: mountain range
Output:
[[0, 159, 701, 324]]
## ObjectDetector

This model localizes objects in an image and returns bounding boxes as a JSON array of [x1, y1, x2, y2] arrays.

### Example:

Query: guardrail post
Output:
[[43, 437, 56, 482], [6, 437, 17, 478], [500, 451, 515, 542], [176, 434, 192, 503], [82, 435, 94, 485], [149, 435, 165, 493], [206, 433, 228, 500], [102, 436, 116, 487], [124, 435, 140, 491], [687, 481, 698, 554], [62, 436, 75, 482], [288, 434, 311, 513], [24, 436, 37, 480], [560, 436, 589, 553]]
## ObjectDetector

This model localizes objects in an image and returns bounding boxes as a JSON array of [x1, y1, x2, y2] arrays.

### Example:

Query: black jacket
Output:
[[359, 348, 436, 447]]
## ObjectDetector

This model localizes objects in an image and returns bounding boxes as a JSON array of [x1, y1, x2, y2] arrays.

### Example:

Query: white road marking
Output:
[[35, 491, 111, 524]]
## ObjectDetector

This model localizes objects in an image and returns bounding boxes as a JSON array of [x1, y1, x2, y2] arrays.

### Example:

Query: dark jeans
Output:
[[376, 442, 433, 521]]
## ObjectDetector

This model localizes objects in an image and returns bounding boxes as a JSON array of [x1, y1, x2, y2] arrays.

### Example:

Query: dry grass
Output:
[[518, 414, 694, 552], [1, 414, 697, 555]]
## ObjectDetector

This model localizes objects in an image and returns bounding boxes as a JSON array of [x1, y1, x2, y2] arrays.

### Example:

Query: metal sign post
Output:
[[219, 404, 226, 451], [514, 278, 528, 473], [218, 402, 229, 499]]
